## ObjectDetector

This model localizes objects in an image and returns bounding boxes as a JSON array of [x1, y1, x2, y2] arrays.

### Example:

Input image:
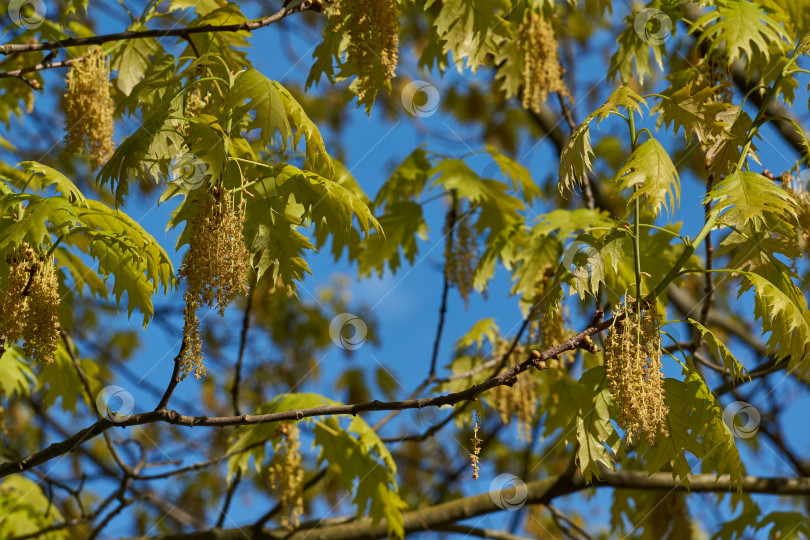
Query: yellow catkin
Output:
[[185, 86, 210, 117], [445, 201, 478, 309], [63, 47, 115, 169], [0, 244, 60, 363], [604, 300, 668, 445], [269, 423, 305, 529], [519, 11, 570, 114], [0, 244, 33, 344], [490, 339, 537, 442], [177, 188, 250, 380], [23, 257, 61, 364], [469, 411, 482, 480], [328, 0, 399, 101]]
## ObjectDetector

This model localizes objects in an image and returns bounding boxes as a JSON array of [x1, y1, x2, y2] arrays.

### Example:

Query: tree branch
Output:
[[0, 4, 313, 56], [0, 312, 612, 479], [133, 470, 810, 539], [0, 56, 83, 79]]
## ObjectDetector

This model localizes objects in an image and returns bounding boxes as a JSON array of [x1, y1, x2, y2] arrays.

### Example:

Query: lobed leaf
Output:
[[614, 137, 680, 218], [706, 170, 797, 231], [690, 0, 790, 67], [227, 393, 406, 538], [637, 371, 744, 490], [687, 319, 749, 383]]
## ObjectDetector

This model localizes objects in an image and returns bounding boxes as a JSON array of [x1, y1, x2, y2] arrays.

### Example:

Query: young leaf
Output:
[[559, 87, 646, 193], [485, 144, 542, 205], [687, 318, 749, 383], [655, 83, 731, 144], [221, 69, 292, 147], [609, 14, 666, 83], [358, 201, 428, 277], [245, 200, 314, 291], [75, 200, 174, 295], [110, 23, 162, 95], [614, 137, 680, 217], [17, 161, 86, 204], [97, 110, 185, 204], [431, 0, 511, 72], [637, 371, 744, 490], [54, 247, 109, 299], [0, 194, 79, 251], [65, 230, 157, 325], [705, 170, 797, 231], [743, 272, 810, 376], [756, 512, 810, 539], [39, 342, 101, 413], [705, 106, 758, 178], [373, 147, 432, 209], [560, 229, 626, 299], [564, 366, 622, 482], [0, 477, 64, 538], [227, 393, 406, 538], [431, 159, 524, 233], [690, 0, 790, 67], [0, 347, 35, 398], [455, 318, 500, 351], [559, 119, 594, 194], [270, 81, 334, 178]]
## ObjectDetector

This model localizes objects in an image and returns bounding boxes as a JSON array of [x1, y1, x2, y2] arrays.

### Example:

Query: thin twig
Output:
[[155, 339, 188, 411], [0, 56, 84, 79], [429, 196, 456, 377], [231, 289, 254, 416], [134, 439, 266, 480], [252, 467, 328, 533], [0, 4, 312, 55], [699, 174, 715, 327], [0, 311, 614, 479]]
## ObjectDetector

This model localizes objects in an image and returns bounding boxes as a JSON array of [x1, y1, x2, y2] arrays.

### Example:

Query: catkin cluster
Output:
[[185, 86, 211, 117], [529, 265, 575, 368], [0, 243, 61, 363], [177, 188, 250, 380], [469, 412, 482, 480], [490, 340, 537, 442], [269, 423, 305, 529], [327, 0, 399, 101], [63, 47, 115, 169], [445, 202, 478, 309], [518, 11, 570, 114], [604, 300, 668, 445]]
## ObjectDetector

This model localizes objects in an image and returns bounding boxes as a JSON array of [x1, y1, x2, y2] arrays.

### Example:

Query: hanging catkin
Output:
[[445, 200, 478, 309], [63, 47, 115, 169], [518, 11, 570, 114], [177, 188, 250, 380], [0, 243, 61, 364], [269, 423, 305, 529], [604, 299, 668, 444], [327, 0, 400, 102]]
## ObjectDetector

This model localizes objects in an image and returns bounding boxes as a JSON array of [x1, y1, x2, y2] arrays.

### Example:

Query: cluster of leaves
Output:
[[227, 394, 407, 538], [0, 0, 810, 538]]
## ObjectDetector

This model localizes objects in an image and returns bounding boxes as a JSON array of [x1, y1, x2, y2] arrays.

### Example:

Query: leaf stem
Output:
[[649, 213, 717, 299], [45, 235, 63, 258], [636, 223, 688, 244], [628, 111, 642, 305]]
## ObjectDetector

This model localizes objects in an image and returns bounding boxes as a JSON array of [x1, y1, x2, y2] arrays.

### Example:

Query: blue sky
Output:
[[2, 1, 810, 537]]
